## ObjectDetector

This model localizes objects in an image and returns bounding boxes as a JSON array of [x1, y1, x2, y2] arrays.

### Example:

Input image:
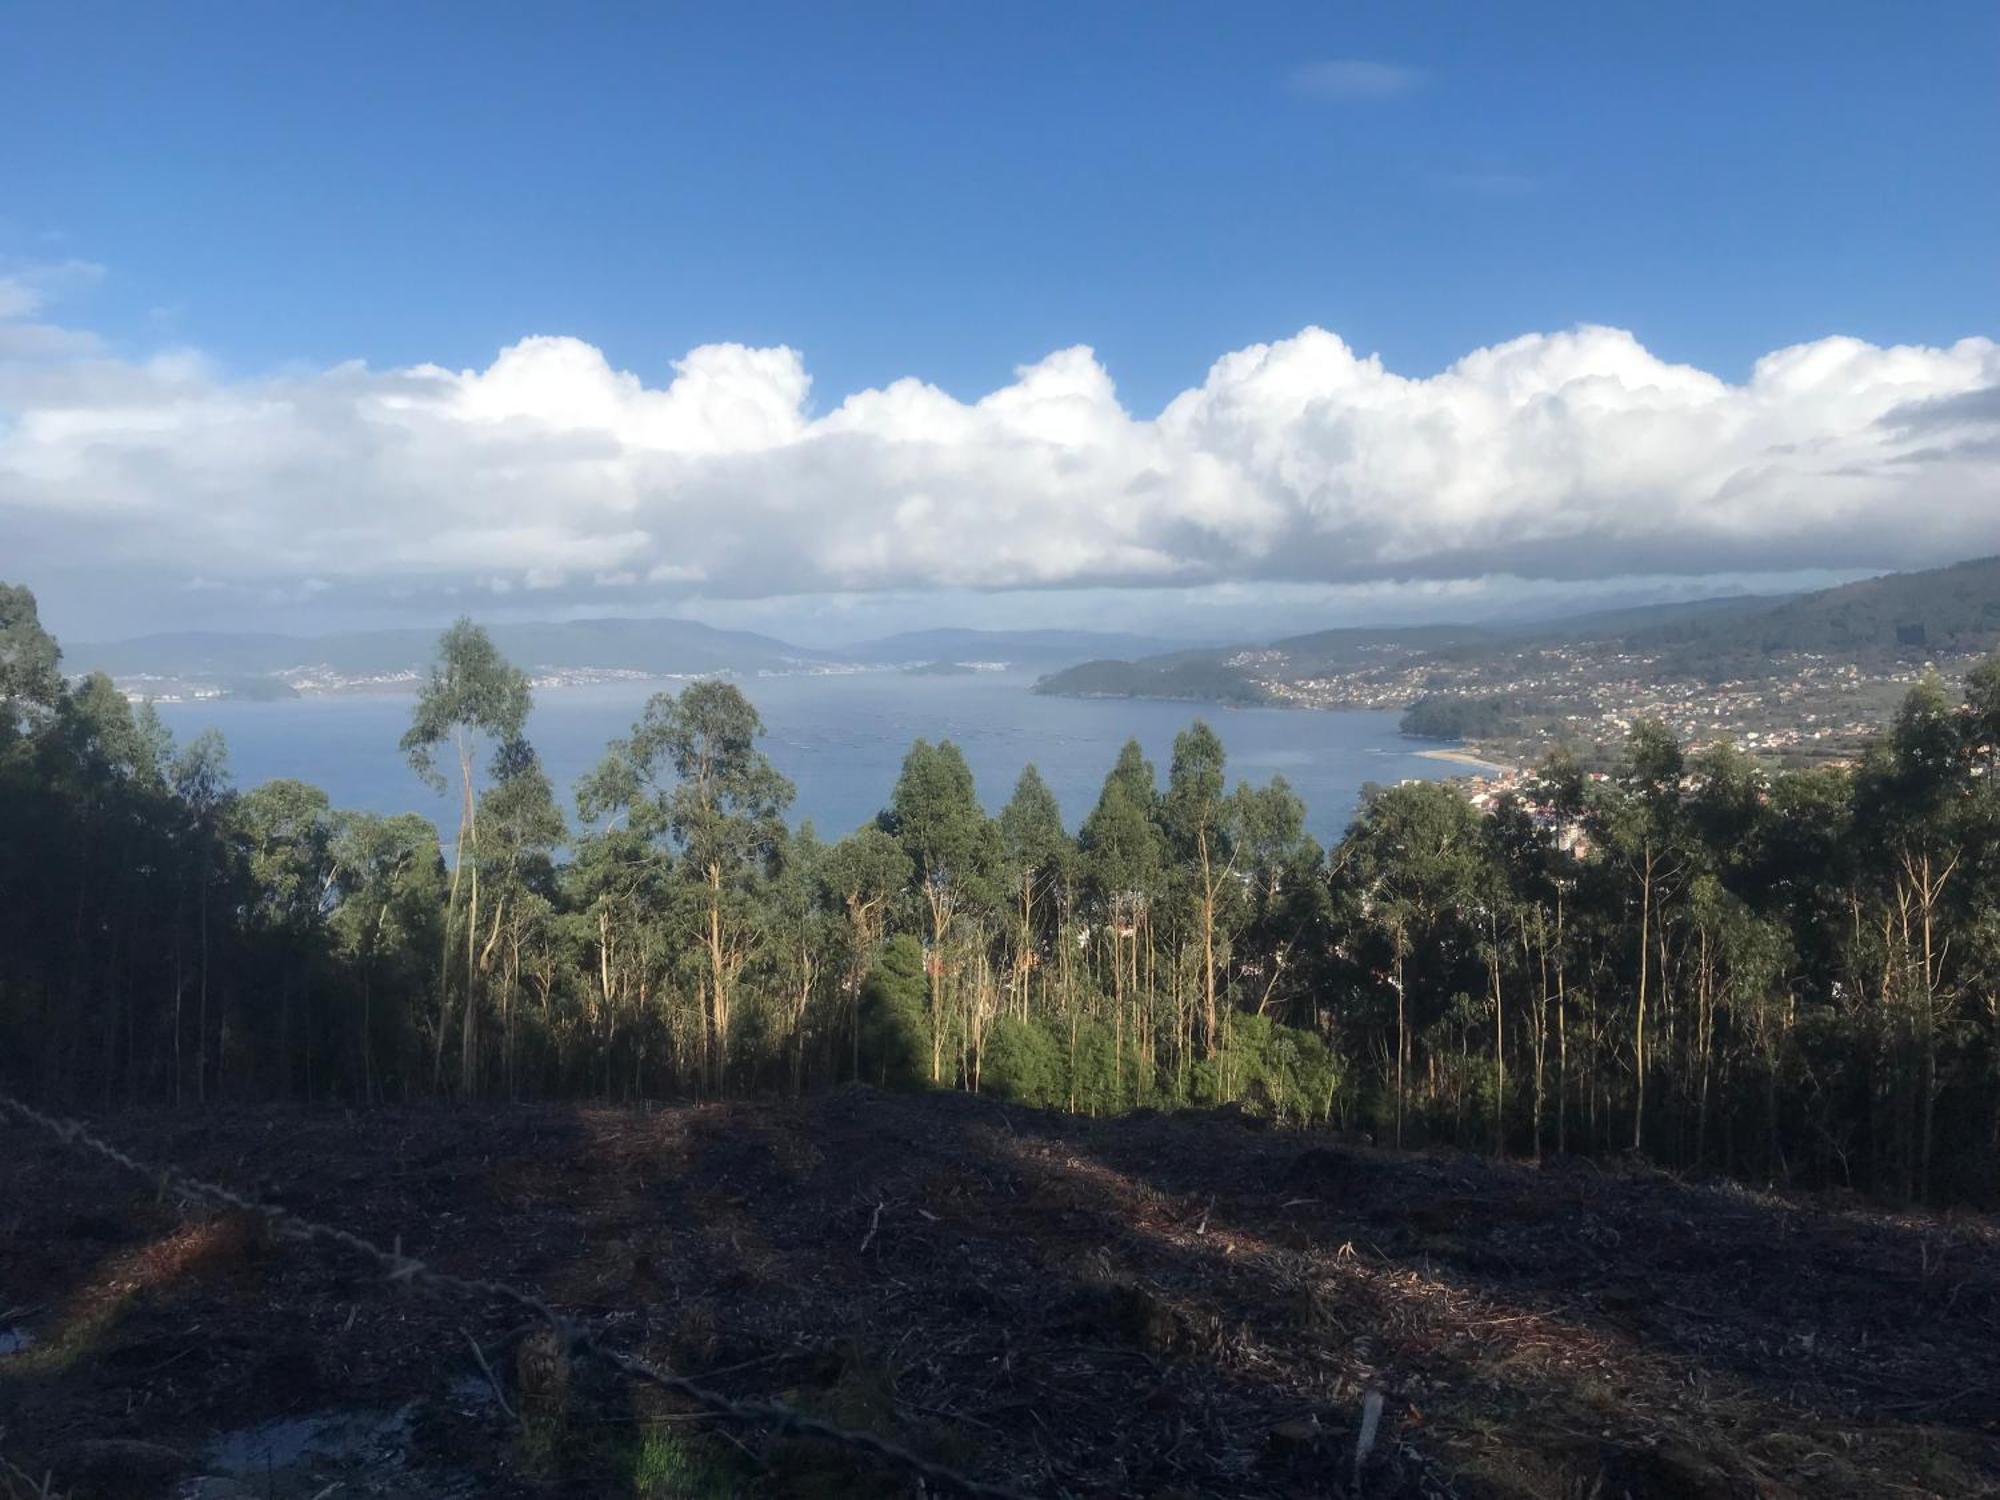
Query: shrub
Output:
[[980, 1015, 1065, 1107], [856, 935, 930, 1089]]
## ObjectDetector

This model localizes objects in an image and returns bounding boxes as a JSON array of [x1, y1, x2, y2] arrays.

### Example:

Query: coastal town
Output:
[[1255, 640, 1991, 767]]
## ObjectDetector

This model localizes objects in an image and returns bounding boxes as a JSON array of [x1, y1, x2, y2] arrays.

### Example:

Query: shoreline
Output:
[[1416, 746, 1516, 776]]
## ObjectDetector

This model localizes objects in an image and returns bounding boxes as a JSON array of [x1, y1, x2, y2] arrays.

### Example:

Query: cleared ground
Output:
[[1, 1090, 1996, 1498]]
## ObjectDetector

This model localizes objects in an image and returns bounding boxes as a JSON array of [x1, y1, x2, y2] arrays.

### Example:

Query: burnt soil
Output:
[[1, 1089, 1996, 1498]]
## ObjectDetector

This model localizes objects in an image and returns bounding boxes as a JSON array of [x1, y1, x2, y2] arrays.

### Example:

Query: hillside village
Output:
[[1044, 556, 2000, 770], [1333, 644, 1988, 766]]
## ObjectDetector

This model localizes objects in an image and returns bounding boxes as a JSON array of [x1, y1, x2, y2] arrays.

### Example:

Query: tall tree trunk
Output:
[[926, 880, 952, 1084], [1490, 924, 1505, 1155], [460, 742, 480, 1097], [1199, 831, 1218, 1059], [707, 861, 730, 1095], [435, 730, 471, 1093], [1393, 932, 1408, 1149], [197, 855, 211, 1105], [1633, 844, 1653, 1153], [1695, 926, 1713, 1170], [1554, 890, 1568, 1156]]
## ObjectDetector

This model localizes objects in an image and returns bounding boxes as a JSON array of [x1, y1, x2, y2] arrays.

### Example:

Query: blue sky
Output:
[[9, 1, 1994, 409], [2, 2, 1996, 640]]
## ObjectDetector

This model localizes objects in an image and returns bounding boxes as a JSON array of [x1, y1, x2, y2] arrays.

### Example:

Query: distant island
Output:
[[1031, 656, 1271, 704], [900, 659, 979, 676]]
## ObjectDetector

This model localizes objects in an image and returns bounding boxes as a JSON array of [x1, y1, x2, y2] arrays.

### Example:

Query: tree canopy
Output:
[[6, 582, 2000, 1206]]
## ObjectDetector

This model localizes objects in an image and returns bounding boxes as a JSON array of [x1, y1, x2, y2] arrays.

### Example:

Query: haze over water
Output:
[[151, 670, 1469, 845]]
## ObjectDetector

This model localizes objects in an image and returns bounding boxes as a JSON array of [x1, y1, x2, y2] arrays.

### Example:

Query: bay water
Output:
[[152, 670, 1465, 846]]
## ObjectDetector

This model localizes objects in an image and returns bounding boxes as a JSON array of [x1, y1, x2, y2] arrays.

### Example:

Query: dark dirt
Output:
[[1, 1089, 1996, 1498]]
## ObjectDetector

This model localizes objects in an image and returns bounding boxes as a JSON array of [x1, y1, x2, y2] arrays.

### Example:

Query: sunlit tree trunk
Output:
[[434, 730, 470, 1093], [1393, 924, 1408, 1149], [1633, 842, 1654, 1153], [707, 861, 730, 1094], [1489, 918, 1506, 1155]]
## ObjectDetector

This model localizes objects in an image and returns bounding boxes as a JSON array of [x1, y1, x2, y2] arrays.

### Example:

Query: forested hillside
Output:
[[1641, 553, 2000, 667], [6, 580, 2000, 1205]]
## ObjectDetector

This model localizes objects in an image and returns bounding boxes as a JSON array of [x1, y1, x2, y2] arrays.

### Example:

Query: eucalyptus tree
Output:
[[562, 815, 672, 1094], [330, 810, 445, 1102], [1164, 722, 1232, 1058], [821, 824, 910, 1075], [997, 764, 1070, 1017], [1595, 717, 1694, 1152], [1478, 790, 1551, 1153], [236, 778, 338, 1095], [0, 583, 62, 744], [1965, 654, 2000, 775], [581, 679, 792, 1093], [885, 739, 994, 1083], [1079, 740, 1164, 1011], [1075, 739, 1168, 1098], [0, 587, 68, 1091], [767, 822, 841, 1090], [1335, 779, 1487, 1146], [1850, 676, 1977, 1199], [170, 729, 234, 1103], [400, 619, 532, 1093], [1231, 775, 1322, 1024], [47, 673, 174, 1098], [472, 742, 566, 1096]]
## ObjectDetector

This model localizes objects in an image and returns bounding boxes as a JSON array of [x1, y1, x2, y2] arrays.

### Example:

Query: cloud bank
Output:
[[2, 291, 1996, 622]]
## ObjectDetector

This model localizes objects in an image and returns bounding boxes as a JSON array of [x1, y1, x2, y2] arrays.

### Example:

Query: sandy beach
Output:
[[1415, 746, 1516, 776]]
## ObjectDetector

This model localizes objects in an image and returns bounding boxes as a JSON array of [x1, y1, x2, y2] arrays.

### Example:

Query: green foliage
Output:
[[1064, 1017, 1136, 1115], [1219, 1013, 1344, 1125], [0, 582, 62, 743], [822, 824, 908, 909], [885, 738, 991, 903], [999, 764, 1068, 889], [1638, 553, 2000, 664], [856, 936, 930, 1090], [1080, 739, 1163, 907], [628, 1429, 740, 1498], [399, 617, 532, 793], [1400, 693, 1527, 741], [1164, 722, 1228, 862], [7, 579, 2000, 1208], [979, 1015, 1066, 1108]]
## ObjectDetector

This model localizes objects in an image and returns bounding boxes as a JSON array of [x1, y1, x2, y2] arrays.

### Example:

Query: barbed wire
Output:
[[0, 1091, 1033, 1500]]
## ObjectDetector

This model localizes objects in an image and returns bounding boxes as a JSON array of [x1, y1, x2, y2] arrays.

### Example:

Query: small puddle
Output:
[[0, 1327, 34, 1356], [447, 1373, 501, 1410], [177, 1405, 440, 1498], [208, 1407, 412, 1474]]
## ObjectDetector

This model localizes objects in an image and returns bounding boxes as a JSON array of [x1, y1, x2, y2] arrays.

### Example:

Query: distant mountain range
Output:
[[75, 617, 812, 680], [69, 556, 2000, 708], [1033, 555, 2000, 704], [68, 618, 1185, 695]]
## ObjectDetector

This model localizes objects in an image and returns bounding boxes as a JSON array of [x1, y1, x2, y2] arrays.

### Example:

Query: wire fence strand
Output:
[[0, 1092, 1034, 1500]]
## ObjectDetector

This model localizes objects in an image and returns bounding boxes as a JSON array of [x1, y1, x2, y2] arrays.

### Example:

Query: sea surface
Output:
[[151, 670, 1466, 846]]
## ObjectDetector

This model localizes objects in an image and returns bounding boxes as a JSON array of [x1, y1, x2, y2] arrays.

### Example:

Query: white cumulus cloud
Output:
[[1, 299, 1997, 624]]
